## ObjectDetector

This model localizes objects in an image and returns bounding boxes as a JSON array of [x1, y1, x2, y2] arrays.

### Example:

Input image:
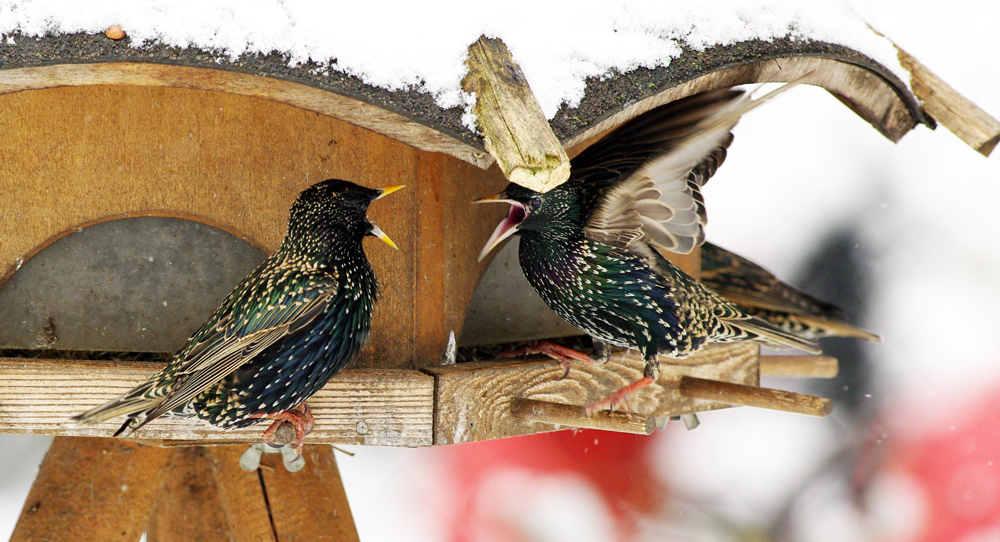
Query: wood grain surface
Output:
[[10, 437, 173, 542], [426, 342, 760, 445], [0, 358, 434, 447], [463, 36, 570, 192]]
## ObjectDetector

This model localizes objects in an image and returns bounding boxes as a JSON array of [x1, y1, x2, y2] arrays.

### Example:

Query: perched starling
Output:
[[700, 241, 879, 341], [476, 82, 819, 414], [73, 179, 403, 453]]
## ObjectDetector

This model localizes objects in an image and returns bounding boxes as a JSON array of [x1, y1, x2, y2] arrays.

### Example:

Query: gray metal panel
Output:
[[459, 238, 578, 347], [0, 217, 265, 352]]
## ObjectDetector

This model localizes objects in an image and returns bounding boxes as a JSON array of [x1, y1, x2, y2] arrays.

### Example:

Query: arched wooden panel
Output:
[[0, 84, 507, 368]]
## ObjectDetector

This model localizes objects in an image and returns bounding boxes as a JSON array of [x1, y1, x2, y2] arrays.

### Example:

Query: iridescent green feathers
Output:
[[73, 179, 396, 436]]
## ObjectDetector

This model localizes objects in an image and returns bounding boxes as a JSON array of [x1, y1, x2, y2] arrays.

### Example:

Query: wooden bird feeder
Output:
[[0, 23, 996, 541]]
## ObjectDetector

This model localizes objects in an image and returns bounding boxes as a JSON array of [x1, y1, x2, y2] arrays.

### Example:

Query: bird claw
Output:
[[251, 402, 315, 462], [498, 341, 593, 364], [584, 376, 655, 416]]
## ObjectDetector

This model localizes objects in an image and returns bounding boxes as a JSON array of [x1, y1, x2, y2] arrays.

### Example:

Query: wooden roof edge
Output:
[[558, 40, 934, 157], [6, 31, 987, 170]]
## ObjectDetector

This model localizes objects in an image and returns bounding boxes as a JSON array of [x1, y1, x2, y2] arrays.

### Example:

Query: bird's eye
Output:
[[529, 196, 542, 209]]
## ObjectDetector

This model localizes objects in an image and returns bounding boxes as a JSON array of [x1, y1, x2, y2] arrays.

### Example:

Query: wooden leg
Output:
[[207, 446, 279, 542], [258, 445, 360, 542], [147, 447, 231, 542], [10, 436, 172, 542]]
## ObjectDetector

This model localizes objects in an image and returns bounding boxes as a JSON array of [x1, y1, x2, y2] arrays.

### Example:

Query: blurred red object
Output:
[[898, 386, 1000, 542], [439, 428, 667, 541]]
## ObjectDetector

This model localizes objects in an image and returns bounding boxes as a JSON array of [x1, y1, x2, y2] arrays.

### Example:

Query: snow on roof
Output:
[[0, 0, 904, 123]]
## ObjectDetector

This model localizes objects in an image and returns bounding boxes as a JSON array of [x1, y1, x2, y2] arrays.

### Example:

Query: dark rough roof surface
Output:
[[0, 31, 930, 150]]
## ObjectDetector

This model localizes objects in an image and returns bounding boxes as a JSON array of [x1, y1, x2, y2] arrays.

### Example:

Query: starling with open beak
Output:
[[73, 179, 403, 455], [476, 82, 819, 414]]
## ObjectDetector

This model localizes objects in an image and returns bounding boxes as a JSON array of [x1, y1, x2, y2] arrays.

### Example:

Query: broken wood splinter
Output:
[[510, 398, 656, 435], [463, 36, 570, 192]]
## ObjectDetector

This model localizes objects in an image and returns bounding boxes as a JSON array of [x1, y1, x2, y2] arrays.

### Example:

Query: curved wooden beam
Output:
[[0, 62, 493, 169], [564, 55, 925, 157]]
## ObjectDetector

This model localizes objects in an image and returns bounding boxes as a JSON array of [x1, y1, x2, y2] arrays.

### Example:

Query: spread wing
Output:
[[583, 75, 811, 255]]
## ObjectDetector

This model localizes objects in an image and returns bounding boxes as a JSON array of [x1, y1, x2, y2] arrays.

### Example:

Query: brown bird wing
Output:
[[582, 75, 812, 255]]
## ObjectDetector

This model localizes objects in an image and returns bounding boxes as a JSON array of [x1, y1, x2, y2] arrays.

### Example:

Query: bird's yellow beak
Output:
[[369, 185, 403, 249], [374, 184, 406, 200], [369, 224, 398, 250], [474, 192, 525, 261]]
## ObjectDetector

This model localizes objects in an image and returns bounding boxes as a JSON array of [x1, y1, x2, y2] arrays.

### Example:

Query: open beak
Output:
[[474, 193, 526, 261], [368, 185, 403, 249], [369, 224, 398, 250], [374, 184, 405, 200]]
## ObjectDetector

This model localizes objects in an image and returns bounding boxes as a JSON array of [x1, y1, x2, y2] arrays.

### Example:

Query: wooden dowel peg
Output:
[[678, 376, 833, 418], [510, 398, 656, 435], [759, 356, 839, 378]]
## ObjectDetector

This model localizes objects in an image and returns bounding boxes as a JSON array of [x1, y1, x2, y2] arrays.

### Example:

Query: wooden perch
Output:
[[896, 47, 1000, 157], [759, 355, 839, 378], [426, 343, 760, 445], [2, 345, 839, 445], [510, 398, 655, 435], [0, 358, 434, 446], [678, 376, 832, 417], [463, 36, 570, 192]]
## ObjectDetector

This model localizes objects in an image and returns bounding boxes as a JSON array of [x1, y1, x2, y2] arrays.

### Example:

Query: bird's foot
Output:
[[499, 341, 594, 363], [585, 376, 655, 416], [499, 341, 595, 380], [251, 402, 315, 459]]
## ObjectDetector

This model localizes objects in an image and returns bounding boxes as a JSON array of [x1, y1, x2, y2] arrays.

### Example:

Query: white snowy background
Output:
[[2, 0, 999, 540]]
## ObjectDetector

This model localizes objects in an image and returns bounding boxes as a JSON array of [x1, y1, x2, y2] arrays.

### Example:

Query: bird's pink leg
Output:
[[499, 341, 598, 379], [584, 376, 655, 416], [250, 402, 315, 457]]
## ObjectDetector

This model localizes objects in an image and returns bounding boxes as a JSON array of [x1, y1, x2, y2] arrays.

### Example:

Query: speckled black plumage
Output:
[[478, 89, 819, 404], [700, 241, 879, 341], [73, 179, 393, 436]]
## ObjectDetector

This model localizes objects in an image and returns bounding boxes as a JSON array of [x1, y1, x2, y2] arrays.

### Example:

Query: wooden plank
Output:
[[0, 85, 415, 368], [0, 63, 492, 169], [439, 157, 511, 344], [678, 376, 833, 417], [147, 447, 231, 542], [0, 359, 434, 446], [10, 436, 172, 542], [208, 446, 279, 542], [897, 48, 1000, 156], [258, 446, 360, 542], [463, 36, 570, 193], [426, 342, 759, 445], [760, 355, 838, 378]]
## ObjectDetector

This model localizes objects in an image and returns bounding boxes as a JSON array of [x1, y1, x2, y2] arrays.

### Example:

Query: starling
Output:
[[476, 82, 819, 414], [700, 241, 879, 341], [73, 179, 403, 454]]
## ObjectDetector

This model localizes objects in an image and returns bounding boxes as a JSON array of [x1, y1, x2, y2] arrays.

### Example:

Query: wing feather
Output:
[[585, 74, 813, 255]]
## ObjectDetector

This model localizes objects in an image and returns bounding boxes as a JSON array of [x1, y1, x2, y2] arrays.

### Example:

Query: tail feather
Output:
[[791, 314, 881, 343], [72, 397, 146, 425], [729, 316, 822, 354]]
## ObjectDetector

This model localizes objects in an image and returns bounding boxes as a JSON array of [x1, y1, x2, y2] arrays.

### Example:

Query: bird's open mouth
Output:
[[474, 194, 526, 261]]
